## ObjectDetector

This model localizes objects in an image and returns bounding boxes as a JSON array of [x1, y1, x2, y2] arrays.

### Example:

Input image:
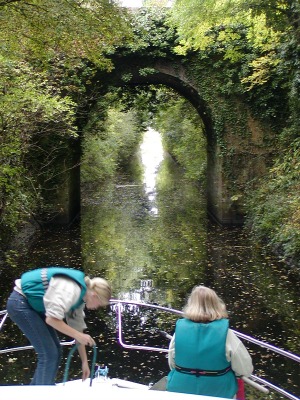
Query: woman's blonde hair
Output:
[[183, 286, 228, 322], [84, 277, 111, 305]]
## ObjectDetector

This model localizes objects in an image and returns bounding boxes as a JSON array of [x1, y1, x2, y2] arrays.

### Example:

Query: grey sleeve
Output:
[[65, 303, 87, 332], [226, 329, 254, 377]]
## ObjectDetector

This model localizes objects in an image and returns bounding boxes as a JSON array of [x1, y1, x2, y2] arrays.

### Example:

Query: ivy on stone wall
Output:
[[1, 2, 299, 264]]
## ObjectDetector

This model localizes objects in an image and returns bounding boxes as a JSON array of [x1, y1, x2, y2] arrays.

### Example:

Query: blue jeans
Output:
[[6, 290, 62, 385]]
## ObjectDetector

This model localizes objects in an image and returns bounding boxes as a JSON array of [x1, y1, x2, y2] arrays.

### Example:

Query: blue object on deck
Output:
[[95, 364, 109, 379]]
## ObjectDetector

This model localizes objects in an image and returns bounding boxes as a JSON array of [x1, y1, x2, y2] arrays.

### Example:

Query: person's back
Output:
[[167, 318, 237, 397], [166, 286, 253, 398]]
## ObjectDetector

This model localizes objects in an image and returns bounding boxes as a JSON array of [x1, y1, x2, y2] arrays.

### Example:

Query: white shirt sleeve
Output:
[[168, 334, 176, 370], [44, 276, 82, 319], [226, 329, 254, 377], [13, 279, 23, 294]]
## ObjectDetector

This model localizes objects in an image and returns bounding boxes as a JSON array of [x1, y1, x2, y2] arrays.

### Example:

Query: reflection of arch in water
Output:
[[140, 128, 164, 216], [50, 56, 274, 227]]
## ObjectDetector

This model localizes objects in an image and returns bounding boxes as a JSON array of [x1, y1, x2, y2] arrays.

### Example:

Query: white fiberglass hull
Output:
[[0, 378, 229, 400]]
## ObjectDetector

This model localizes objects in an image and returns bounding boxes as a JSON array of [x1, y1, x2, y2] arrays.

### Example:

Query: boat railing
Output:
[[0, 309, 8, 332], [110, 299, 300, 400], [1, 302, 300, 400], [0, 309, 75, 353]]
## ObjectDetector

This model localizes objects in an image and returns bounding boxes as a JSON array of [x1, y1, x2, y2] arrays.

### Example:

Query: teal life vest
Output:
[[167, 318, 238, 398], [21, 267, 87, 313]]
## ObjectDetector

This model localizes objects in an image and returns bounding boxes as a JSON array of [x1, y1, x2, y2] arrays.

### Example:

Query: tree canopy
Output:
[[0, 0, 299, 266], [0, 0, 132, 250], [0, 0, 132, 68], [169, 0, 299, 52]]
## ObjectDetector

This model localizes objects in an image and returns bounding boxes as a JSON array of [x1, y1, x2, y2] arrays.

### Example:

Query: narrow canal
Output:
[[0, 128, 299, 398]]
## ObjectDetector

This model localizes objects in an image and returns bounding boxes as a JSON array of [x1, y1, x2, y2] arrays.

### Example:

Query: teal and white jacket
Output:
[[167, 318, 253, 398], [14, 267, 87, 331]]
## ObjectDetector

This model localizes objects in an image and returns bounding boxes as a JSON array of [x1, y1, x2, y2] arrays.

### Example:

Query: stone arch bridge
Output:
[[50, 54, 273, 226]]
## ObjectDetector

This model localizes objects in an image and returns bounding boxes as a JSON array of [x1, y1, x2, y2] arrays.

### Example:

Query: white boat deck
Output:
[[0, 378, 229, 400], [2, 302, 298, 400]]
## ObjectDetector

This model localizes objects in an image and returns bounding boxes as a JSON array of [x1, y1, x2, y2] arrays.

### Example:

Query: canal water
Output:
[[0, 128, 299, 398]]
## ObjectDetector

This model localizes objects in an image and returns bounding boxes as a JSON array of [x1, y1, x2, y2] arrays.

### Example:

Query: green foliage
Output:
[[106, 108, 144, 167], [166, 1, 299, 264], [246, 138, 300, 264], [46, 57, 99, 101], [110, 84, 171, 128], [169, 0, 298, 55], [0, 56, 77, 246], [154, 94, 207, 181], [81, 99, 143, 183], [0, 0, 299, 269], [167, 0, 296, 122], [168, 0, 249, 55], [0, 0, 131, 68], [118, 7, 179, 58], [0, 0, 134, 249]]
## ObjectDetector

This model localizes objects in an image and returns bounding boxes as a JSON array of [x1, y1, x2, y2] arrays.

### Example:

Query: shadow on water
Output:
[[0, 130, 299, 398]]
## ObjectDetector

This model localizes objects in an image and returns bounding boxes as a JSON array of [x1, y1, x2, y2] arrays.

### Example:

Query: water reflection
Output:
[[81, 151, 207, 304], [140, 128, 164, 216], [0, 129, 299, 397], [80, 136, 300, 397]]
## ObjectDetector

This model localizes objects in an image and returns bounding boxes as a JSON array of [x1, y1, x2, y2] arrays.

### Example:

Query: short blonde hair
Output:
[[84, 277, 111, 305], [183, 286, 228, 322]]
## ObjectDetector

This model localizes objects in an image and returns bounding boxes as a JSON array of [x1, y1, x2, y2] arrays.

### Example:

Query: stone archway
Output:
[[50, 55, 274, 226]]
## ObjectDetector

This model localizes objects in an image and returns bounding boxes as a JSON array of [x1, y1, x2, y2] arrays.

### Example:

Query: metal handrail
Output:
[[1, 309, 76, 354], [249, 375, 300, 400], [115, 301, 169, 353], [112, 299, 300, 400], [0, 340, 76, 355], [232, 330, 300, 364], [0, 311, 8, 331], [110, 299, 300, 363], [1, 301, 300, 400]]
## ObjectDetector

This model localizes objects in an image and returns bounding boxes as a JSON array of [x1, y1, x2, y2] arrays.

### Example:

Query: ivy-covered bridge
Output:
[[55, 50, 274, 226]]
